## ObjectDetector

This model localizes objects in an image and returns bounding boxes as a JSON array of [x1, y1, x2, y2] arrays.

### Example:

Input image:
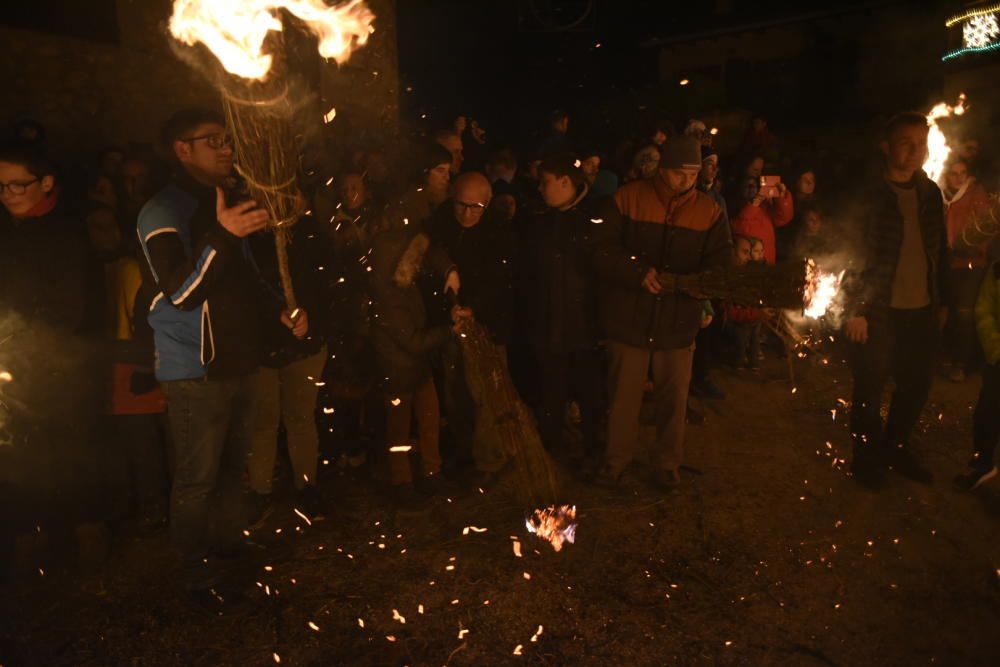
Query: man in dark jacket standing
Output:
[[526, 153, 602, 459], [592, 136, 730, 489], [844, 112, 947, 488], [137, 109, 304, 605], [427, 172, 515, 479]]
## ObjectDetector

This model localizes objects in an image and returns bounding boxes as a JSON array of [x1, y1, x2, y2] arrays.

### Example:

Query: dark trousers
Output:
[[946, 266, 986, 370], [108, 413, 169, 521], [973, 363, 1000, 468], [850, 307, 936, 458], [535, 347, 604, 455], [162, 375, 256, 590]]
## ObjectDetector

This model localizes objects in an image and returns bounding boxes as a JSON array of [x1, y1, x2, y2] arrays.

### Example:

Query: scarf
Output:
[[15, 186, 59, 220]]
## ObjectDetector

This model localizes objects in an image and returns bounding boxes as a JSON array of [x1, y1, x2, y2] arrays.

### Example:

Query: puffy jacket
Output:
[[592, 173, 731, 350], [976, 261, 1000, 365], [137, 174, 277, 382], [842, 170, 948, 322], [731, 190, 793, 265]]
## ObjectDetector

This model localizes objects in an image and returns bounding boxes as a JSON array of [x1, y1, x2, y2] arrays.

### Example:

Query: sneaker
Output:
[[885, 448, 933, 484], [691, 378, 726, 400], [653, 468, 681, 492], [953, 462, 998, 491]]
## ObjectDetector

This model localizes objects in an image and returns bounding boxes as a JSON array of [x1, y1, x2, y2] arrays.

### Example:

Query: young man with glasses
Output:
[[137, 108, 305, 609]]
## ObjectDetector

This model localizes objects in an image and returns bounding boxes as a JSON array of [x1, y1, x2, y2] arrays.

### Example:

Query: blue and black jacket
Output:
[[137, 173, 276, 382]]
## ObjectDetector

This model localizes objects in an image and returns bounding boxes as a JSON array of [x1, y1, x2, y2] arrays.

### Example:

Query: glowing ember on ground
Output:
[[803, 260, 844, 319], [169, 0, 375, 80], [525, 505, 577, 552], [923, 94, 966, 183]]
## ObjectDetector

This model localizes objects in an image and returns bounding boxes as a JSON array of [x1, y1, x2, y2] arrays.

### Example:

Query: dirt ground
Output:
[[2, 350, 999, 666]]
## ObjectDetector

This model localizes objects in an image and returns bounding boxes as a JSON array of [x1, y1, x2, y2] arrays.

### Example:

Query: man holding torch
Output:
[[843, 112, 948, 489], [137, 108, 306, 606]]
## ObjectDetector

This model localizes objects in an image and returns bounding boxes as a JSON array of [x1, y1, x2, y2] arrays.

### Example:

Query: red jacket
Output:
[[723, 301, 764, 324], [731, 191, 794, 264], [946, 180, 992, 269]]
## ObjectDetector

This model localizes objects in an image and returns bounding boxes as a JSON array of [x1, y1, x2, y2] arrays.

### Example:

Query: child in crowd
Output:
[[724, 236, 766, 370]]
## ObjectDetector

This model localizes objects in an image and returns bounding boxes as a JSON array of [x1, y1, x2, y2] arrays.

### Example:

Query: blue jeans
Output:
[[162, 375, 256, 590]]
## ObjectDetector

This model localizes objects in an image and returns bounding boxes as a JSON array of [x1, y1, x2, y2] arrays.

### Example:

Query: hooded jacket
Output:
[[592, 172, 731, 350], [137, 172, 278, 382]]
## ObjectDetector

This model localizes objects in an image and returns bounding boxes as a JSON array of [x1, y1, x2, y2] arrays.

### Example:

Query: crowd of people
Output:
[[0, 103, 997, 611]]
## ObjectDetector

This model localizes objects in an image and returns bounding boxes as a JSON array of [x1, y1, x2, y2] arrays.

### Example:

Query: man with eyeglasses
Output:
[[137, 108, 305, 610], [427, 172, 515, 484]]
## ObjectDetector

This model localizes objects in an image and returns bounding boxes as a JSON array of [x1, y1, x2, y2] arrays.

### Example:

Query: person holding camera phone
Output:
[[730, 156, 794, 265], [137, 108, 305, 610]]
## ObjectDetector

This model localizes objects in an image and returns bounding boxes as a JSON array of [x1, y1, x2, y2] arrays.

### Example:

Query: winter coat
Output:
[[731, 191, 794, 265], [0, 197, 103, 434], [976, 261, 1000, 365], [369, 227, 454, 394], [138, 173, 278, 381], [592, 173, 731, 350], [945, 179, 993, 269], [427, 204, 515, 345], [519, 184, 601, 352], [842, 170, 948, 322]]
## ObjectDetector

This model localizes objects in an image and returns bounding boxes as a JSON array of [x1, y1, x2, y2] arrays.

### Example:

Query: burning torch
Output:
[[168, 0, 375, 309]]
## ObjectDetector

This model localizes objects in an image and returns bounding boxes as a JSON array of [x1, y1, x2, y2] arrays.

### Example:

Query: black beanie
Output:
[[661, 135, 702, 170]]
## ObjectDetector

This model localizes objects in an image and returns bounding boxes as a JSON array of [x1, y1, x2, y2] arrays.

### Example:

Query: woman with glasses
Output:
[[0, 143, 108, 575]]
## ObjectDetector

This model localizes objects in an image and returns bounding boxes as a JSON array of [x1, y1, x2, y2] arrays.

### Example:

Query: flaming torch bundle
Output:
[[169, 0, 374, 307], [923, 93, 966, 184]]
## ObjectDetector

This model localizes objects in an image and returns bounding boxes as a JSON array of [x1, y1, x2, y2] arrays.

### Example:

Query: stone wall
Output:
[[0, 0, 398, 162]]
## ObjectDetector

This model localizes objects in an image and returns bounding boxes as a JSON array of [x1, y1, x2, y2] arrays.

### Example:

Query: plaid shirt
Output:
[[843, 170, 948, 321]]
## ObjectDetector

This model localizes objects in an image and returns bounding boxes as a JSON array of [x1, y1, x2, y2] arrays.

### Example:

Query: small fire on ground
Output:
[[525, 505, 577, 552], [803, 259, 844, 320]]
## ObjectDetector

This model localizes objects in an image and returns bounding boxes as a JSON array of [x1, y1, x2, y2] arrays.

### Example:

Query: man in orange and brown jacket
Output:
[[591, 135, 731, 489]]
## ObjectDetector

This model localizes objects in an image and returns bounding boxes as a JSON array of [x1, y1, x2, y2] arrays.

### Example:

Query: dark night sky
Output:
[[395, 0, 892, 148]]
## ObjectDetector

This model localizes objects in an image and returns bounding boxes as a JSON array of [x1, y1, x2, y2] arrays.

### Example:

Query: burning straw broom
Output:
[[454, 320, 561, 506], [169, 0, 375, 308]]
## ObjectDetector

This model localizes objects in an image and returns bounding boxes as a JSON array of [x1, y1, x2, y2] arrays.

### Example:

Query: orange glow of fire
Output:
[[923, 93, 966, 183], [803, 260, 844, 319], [169, 0, 375, 80], [525, 505, 577, 552]]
